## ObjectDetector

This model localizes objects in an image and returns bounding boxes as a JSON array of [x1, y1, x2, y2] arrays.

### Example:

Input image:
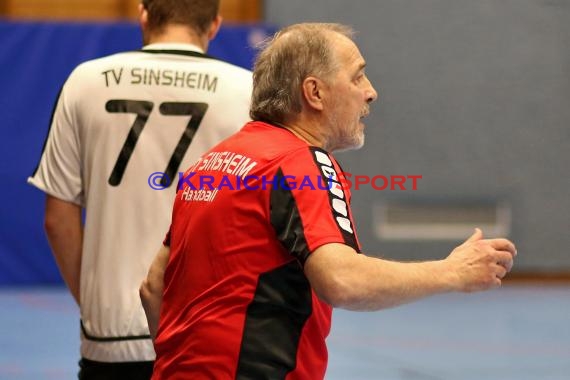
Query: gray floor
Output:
[[1, 285, 569, 379]]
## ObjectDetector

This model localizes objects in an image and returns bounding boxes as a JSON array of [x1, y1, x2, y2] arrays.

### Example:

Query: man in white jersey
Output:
[[27, 0, 252, 378]]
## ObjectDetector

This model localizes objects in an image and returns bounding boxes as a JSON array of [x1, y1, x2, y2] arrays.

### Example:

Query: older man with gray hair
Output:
[[141, 23, 516, 379]]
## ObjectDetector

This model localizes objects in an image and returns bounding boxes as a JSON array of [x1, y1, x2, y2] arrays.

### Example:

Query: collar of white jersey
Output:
[[143, 43, 204, 53], [140, 43, 215, 59]]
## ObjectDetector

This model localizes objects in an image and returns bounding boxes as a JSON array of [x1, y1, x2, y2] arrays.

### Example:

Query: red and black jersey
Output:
[[153, 121, 361, 380]]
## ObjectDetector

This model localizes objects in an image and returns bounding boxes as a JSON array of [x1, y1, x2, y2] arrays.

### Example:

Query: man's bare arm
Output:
[[140, 244, 170, 339], [44, 195, 83, 304], [305, 229, 516, 311]]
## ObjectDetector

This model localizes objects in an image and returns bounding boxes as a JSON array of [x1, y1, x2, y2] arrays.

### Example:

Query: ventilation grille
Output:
[[374, 201, 511, 240]]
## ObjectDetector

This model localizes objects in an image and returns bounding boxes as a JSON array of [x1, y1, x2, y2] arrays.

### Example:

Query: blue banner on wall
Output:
[[0, 20, 275, 285]]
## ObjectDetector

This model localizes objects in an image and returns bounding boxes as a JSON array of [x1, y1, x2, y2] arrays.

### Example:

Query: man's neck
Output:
[[146, 25, 208, 51], [279, 117, 328, 151]]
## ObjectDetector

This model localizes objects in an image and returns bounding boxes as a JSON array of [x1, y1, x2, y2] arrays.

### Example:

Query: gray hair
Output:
[[249, 23, 355, 124]]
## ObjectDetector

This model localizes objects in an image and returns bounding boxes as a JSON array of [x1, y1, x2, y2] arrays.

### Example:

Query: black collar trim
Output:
[[138, 49, 218, 61]]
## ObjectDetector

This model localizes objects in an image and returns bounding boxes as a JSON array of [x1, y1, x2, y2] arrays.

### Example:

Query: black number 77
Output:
[[106, 100, 208, 188]]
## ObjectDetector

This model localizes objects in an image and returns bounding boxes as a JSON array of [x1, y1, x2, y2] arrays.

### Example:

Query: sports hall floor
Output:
[[1, 284, 569, 379]]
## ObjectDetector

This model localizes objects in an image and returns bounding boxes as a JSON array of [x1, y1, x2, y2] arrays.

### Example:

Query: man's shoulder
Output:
[[229, 122, 316, 162], [194, 56, 253, 82], [67, 51, 139, 78], [209, 58, 252, 74], [70, 50, 252, 81]]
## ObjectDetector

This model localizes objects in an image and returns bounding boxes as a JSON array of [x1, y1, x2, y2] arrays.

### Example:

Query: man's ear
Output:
[[138, 3, 148, 30], [207, 15, 223, 41], [302, 76, 325, 111], [138, 3, 150, 44]]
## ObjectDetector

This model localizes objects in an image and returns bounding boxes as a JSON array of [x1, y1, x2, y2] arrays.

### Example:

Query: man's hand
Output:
[[445, 228, 517, 292]]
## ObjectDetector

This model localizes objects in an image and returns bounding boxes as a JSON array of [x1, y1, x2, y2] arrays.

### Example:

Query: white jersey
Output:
[[28, 43, 252, 362]]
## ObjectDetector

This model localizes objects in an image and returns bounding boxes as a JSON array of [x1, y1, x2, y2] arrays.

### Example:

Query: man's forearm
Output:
[[44, 195, 83, 304], [337, 256, 456, 311], [140, 245, 170, 339], [306, 230, 515, 311], [307, 246, 454, 311]]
